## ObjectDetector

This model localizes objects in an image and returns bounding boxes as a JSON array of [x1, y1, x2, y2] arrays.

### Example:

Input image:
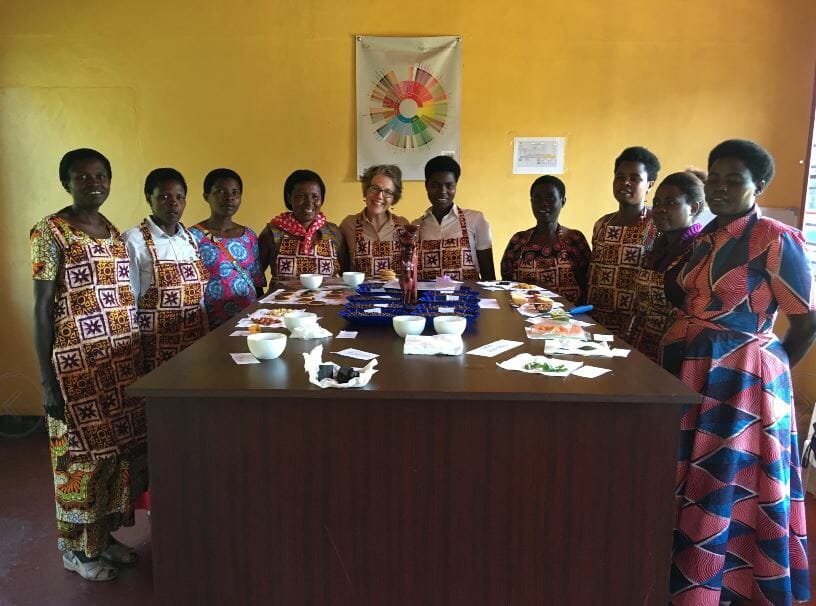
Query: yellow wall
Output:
[[2, 0, 816, 414]]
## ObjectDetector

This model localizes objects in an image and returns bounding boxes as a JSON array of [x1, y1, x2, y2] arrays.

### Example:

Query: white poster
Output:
[[356, 35, 461, 180], [513, 137, 565, 175]]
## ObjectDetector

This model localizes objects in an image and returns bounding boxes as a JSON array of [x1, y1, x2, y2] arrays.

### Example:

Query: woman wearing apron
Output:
[[258, 169, 347, 285], [414, 156, 495, 281], [623, 170, 704, 361], [500, 175, 590, 304], [586, 146, 660, 338], [123, 168, 209, 374], [339, 164, 409, 278]]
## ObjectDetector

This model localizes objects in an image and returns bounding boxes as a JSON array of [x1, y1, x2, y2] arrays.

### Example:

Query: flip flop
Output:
[[63, 551, 118, 581], [101, 542, 138, 565]]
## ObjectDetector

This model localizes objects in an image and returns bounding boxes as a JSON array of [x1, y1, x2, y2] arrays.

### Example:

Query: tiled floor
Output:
[[1, 431, 815, 605]]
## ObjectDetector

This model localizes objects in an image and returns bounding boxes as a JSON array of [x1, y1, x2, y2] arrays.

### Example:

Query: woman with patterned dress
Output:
[[122, 168, 209, 374], [500, 175, 590, 304], [661, 140, 816, 605], [258, 169, 348, 284], [189, 168, 265, 329], [32, 148, 146, 581], [624, 171, 705, 361], [339, 164, 409, 278], [414, 155, 495, 281], [586, 146, 660, 337]]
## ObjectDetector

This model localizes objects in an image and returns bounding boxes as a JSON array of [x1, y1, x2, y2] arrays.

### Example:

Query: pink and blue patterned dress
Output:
[[189, 224, 265, 328], [661, 207, 813, 605]]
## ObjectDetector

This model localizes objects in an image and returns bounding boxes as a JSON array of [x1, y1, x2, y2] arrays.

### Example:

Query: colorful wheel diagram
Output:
[[368, 66, 448, 149]]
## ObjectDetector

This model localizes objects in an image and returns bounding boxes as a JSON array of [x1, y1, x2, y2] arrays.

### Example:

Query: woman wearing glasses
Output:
[[339, 164, 409, 277]]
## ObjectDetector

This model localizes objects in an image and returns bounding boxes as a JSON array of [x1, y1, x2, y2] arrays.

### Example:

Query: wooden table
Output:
[[129, 286, 700, 606]]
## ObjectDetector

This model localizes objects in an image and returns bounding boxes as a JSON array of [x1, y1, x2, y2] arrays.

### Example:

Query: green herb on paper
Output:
[[524, 360, 568, 372]]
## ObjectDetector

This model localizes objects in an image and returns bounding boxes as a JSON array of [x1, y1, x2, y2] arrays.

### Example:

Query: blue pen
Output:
[[569, 305, 593, 315]]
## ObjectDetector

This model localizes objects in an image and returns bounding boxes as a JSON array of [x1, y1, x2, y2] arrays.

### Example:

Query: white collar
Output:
[[146, 215, 186, 240]]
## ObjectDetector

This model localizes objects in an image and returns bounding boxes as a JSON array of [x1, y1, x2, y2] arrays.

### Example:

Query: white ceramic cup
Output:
[[300, 273, 323, 289], [342, 271, 365, 287], [283, 310, 318, 331], [392, 315, 426, 338], [433, 315, 467, 336], [247, 333, 287, 360]]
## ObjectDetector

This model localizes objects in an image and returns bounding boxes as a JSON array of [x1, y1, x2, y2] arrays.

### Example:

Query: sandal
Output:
[[63, 551, 118, 581], [101, 541, 138, 565]]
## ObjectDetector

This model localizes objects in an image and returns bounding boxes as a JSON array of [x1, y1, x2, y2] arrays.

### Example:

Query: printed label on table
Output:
[[478, 299, 500, 309], [336, 331, 358, 339], [364, 308, 382, 314], [445, 295, 460, 301], [593, 333, 614, 342], [437, 306, 456, 314], [230, 353, 260, 364], [572, 365, 612, 378], [466, 340, 524, 357], [332, 348, 379, 361]]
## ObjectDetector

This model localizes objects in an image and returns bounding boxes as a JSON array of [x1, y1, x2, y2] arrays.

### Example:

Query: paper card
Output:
[[440, 289, 456, 294], [374, 303, 389, 308], [336, 331, 358, 339], [368, 288, 386, 293], [481, 286, 505, 291], [230, 353, 260, 365], [364, 308, 382, 314], [332, 348, 379, 361], [445, 295, 460, 301], [593, 333, 614, 342], [437, 306, 456, 314], [572, 365, 612, 378], [467, 340, 524, 358], [235, 319, 253, 327], [572, 320, 595, 327], [611, 348, 631, 357], [478, 299, 500, 309], [230, 330, 252, 337]]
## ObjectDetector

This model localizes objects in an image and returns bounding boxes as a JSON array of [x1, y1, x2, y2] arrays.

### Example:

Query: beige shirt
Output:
[[339, 210, 409, 253], [414, 204, 493, 274]]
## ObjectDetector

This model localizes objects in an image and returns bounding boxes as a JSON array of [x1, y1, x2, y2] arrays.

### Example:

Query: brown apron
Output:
[[418, 208, 479, 281]]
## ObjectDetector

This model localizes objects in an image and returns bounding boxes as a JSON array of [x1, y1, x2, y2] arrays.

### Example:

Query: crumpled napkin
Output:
[[403, 334, 464, 355], [289, 324, 333, 339], [303, 345, 377, 388], [497, 353, 583, 377]]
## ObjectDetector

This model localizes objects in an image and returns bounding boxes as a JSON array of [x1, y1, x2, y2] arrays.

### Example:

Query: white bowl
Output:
[[247, 333, 287, 360], [300, 273, 323, 289], [392, 315, 426, 338], [283, 311, 318, 331], [342, 271, 365, 287], [433, 315, 467, 336]]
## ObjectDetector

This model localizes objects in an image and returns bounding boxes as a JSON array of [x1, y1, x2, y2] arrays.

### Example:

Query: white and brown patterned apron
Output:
[[512, 228, 583, 303], [48, 217, 145, 460], [352, 214, 402, 278], [275, 231, 340, 279], [136, 221, 209, 373], [418, 209, 479, 281]]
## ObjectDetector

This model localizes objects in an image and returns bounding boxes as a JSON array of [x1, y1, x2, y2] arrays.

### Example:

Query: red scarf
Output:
[[271, 212, 327, 255]]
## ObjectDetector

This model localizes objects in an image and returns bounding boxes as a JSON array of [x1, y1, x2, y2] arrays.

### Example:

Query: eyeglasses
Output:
[[367, 185, 396, 200]]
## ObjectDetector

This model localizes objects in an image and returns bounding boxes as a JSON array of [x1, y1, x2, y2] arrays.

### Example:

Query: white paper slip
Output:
[[572, 365, 612, 378], [572, 320, 595, 327], [437, 306, 456, 314], [593, 333, 614, 342], [336, 330, 358, 339], [478, 299, 500, 309], [374, 303, 389, 308], [610, 348, 631, 358], [332, 348, 379, 361], [445, 295, 460, 301], [481, 286, 505, 291], [235, 319, 253, 327], [467, 339, 524, 358], [544, 340, 613, 357], [230, 330, 252, 337], [364, 308, 382, 314], [230, 353, 260, 364]]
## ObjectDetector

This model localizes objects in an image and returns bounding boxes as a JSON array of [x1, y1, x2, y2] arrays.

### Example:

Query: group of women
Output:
[[31, 140, 816, 604]]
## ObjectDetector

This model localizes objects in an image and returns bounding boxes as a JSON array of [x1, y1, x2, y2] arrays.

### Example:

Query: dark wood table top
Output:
[[129, 282, 701, 405]]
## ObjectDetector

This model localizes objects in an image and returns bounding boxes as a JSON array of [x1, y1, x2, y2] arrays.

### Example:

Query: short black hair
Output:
[[614, 146, 661, 182], [424, 155, 461, 181], [708, 139, 775, 186], [530, 175, 566, 199], [283, 169, 325, 210], [203, 168, 243, 195], [657, 170, 706, 217], [144, 168, 188, 200], [59, 148, 111, 189]]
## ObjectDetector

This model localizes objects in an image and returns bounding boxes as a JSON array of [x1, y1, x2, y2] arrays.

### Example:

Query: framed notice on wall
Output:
[[356, 35, 461, 180], [512, 137, 565, 175]]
